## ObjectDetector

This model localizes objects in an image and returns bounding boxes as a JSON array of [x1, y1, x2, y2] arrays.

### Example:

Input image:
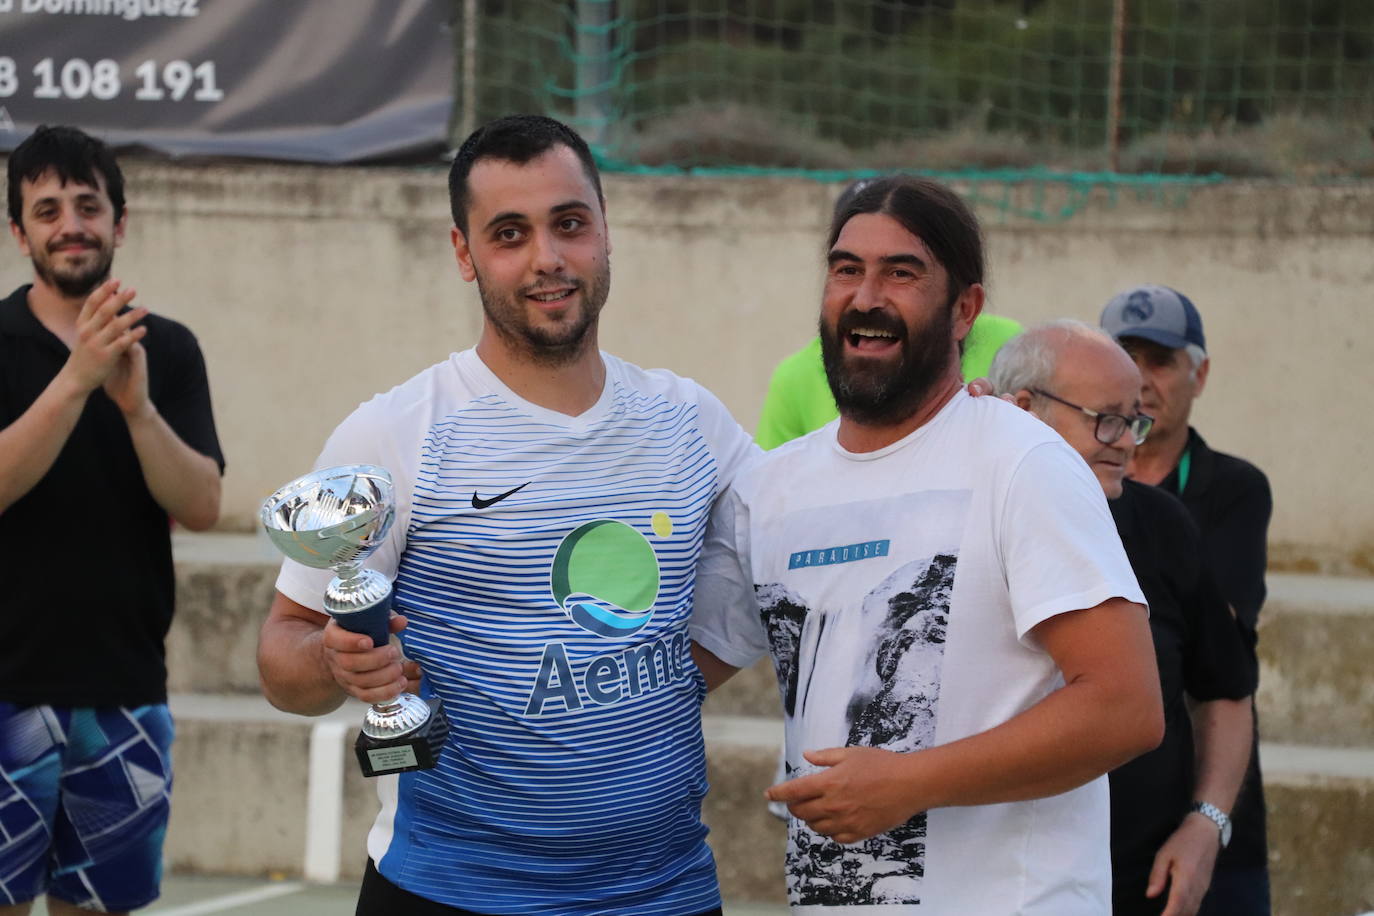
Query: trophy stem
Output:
[[335, 561, 364, 584], [324, 568, 395, 648]]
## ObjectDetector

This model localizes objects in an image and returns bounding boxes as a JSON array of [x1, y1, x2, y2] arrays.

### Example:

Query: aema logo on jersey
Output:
[[526, 512, 691, 717], [551, 519, 660, 637]]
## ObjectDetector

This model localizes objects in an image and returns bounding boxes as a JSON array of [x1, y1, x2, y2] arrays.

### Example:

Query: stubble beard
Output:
[[476, 259, 611, 368], [819, 299, 957, 427], [32, 238, 115, 300]]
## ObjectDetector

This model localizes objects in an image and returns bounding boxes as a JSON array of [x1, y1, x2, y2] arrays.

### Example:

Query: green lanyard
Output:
[[1176, 448, 1192, 495]]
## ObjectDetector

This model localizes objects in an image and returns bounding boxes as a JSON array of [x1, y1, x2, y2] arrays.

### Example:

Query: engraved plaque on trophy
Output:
[[261, 465, 449, 777]]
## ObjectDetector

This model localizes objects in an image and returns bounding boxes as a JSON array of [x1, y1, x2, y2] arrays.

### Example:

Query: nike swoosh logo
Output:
[[471, 481, 531, 510]]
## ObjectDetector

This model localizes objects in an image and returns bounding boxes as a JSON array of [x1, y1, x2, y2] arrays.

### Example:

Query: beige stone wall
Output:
[[3, 163, 1369, 572]]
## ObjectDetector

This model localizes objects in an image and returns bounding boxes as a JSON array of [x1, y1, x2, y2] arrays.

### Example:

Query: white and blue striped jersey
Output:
[[277, 349, 758, 915]]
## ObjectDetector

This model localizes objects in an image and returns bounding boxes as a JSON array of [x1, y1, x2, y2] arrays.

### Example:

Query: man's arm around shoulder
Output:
[[692, 642, 741, 692], [767, 597, 1163, 844]]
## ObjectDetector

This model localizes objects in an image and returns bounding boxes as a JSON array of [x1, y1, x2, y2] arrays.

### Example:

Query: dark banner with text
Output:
[[0, 0, 453, 162]]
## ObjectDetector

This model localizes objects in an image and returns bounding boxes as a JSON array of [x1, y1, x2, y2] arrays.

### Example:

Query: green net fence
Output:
[[449, 0, 1374, 188]]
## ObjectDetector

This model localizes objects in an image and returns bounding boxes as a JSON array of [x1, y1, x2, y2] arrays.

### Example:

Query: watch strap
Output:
[[1190, 801, 1231, 848]]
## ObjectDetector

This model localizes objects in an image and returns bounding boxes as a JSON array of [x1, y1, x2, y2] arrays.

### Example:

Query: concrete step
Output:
[[168, 531, 280, 695], [1263, 744, 1374, 916], [1258, 573, 1374, 748], [702, 657, 780, 720], [164, 694, 374, 883], [702, 716, 787, 905], [163, 698, 1370, 913]]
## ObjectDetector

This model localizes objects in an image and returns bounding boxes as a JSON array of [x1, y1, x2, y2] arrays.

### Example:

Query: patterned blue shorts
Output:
[[0, 703, 174, 911]]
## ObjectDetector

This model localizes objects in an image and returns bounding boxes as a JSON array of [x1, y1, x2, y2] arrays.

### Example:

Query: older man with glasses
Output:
[[1101, 284, 1274, 916], [991, 320, 1255, 916]]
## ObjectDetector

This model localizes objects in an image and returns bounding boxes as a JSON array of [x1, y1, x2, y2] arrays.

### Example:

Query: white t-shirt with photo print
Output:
[[692, 389, 1146, 915]]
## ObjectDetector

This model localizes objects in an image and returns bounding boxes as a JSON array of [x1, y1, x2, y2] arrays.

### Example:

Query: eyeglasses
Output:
[[1030, 389, 1154, 446]]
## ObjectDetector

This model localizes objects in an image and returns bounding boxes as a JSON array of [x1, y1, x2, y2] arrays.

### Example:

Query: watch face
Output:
[[1221, 820, 1232, 848]]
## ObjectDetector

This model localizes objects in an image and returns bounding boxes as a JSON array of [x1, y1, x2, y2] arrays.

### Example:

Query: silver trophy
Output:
[[261, 465, 448, 777]]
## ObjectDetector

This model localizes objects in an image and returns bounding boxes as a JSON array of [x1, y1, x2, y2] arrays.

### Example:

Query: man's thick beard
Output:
[[820, 302, 956, 427], [33, 247, 113, 300], [477, 262, 611, 368]]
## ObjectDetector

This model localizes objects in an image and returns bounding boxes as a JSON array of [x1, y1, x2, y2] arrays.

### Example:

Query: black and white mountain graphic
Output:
[[757, 552, 957, 907]]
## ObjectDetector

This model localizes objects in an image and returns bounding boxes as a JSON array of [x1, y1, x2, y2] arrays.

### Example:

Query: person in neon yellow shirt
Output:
[[756, 312, 1021, 449]]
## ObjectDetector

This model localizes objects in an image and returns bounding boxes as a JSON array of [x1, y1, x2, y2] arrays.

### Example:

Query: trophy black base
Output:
[[354, 698, 450, 778]]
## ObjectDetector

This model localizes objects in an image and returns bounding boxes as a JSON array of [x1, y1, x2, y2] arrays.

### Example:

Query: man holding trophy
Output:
[[261, 464, 450, 778], [0, 126, 224, 915], [257, 116, 756, 915]]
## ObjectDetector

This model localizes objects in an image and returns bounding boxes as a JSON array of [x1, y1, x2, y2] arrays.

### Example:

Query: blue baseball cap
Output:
[[1099, 284, 1206, 352]]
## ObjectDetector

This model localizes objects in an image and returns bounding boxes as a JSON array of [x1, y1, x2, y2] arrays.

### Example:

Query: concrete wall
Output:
[[3, 163, 1370, 572]]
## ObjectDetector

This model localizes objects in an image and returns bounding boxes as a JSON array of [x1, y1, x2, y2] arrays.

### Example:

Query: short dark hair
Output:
[[7, 125, 125, 227], [448, 115, 603, 236], [827, 175, 985, 305]]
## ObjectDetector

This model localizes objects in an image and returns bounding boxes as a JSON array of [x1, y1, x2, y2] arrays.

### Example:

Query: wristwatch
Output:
[[1190, 801, 1232, 848]]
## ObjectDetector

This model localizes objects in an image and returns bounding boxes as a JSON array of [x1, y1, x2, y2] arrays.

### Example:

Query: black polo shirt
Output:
[[1160, 427, 1272, 871], [1108, 479, 1256, 915], [0, 284, 224, 707], [1162, 428, 1271, 637]]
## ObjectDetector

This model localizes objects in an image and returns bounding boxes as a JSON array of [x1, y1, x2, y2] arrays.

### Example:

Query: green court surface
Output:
[[27, 875, 787, 915]]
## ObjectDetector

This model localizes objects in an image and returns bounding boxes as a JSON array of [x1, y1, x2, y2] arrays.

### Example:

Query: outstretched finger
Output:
[[801, 746, 849, 767], [102, 327, 147, 363], [331, 652, 402, 682], [765, 771, 825, 804], [101, 304, 148, 341], [1145, 852, 1173, 899], [337, 666, 408, 705], [322, 619, 380, 654], [402, 660, 423, 694], [88, 293, 141, 345], [785, 799, 830, 823], [1158, 881, 1191, 916], [96, 289, 137, 325], [120, 337, 148, 373], [328, 644, 399, 675], [78, 278, 120, 323]]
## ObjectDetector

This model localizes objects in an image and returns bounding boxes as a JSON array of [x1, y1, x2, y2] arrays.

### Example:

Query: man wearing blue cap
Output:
[[1101, 284, 1273, 916]]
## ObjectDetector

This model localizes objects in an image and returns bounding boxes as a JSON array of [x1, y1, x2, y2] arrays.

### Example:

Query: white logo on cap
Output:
[[1123, 289, 1155, 323]]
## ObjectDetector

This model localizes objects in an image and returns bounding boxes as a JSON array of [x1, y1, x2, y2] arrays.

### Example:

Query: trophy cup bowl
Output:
[[261, 465, 448, 777]]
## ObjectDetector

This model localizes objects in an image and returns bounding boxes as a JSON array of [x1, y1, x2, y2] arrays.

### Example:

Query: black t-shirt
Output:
[[1161, 428, 1272, 871], [1107, 479, 1256, 915], [0, 284, 224, 707]]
